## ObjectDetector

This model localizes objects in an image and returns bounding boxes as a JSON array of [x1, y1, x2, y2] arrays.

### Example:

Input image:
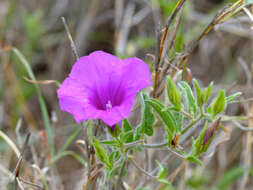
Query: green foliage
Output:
[[179, 81, 198, 116], [211, 90, 226, 118], [156, 161, 171, 185], [193, 79, 213, 109], [186, 169, 210, 188], [146, 98, 178, 143], [225, 92, 242, 103], [193, 79, 203, 108], [185, 155, 202, 165], [135, 93, 155, 140], [166, 76, 181, 111], [93, 137, 112, 169], [99, 140, 120, 147], [216, 167, 244, 190], [108, 123, 122, 138], [140, 93, 155, 136]]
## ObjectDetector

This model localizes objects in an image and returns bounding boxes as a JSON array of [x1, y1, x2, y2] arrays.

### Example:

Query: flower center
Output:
[[90, 87, 125, 111]]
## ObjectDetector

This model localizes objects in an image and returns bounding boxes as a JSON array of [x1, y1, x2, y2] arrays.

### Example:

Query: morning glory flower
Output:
[[57, 51, 151, 127]]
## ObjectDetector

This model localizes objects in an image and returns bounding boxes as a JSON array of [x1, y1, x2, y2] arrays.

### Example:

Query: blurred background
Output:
[[0, 0, 253, 189]]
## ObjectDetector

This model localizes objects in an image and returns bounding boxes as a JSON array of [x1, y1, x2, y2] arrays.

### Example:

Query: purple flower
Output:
[[203, 117, 221, 145], [57, 51, 151, 127]]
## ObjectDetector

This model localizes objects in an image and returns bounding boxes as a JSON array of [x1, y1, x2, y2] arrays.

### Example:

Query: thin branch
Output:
[[13, 133, 31, 178], [61, 17, 79, 61], [239, 104, 253, 189], [129, 158, 157, 179], [167, 148, 185, 160], [115, 157, 127, 189], [238, 57, 252, 87], [182, 115, 203, 134], [232, 120, 253, 131], [179, 161, 188, 190], [19, 177, 44, 190]]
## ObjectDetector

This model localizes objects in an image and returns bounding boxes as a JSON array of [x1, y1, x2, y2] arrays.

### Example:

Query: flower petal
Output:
[[122, 57, 152, 94]]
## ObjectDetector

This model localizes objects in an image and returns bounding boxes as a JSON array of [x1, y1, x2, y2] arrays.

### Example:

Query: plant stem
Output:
[[142, 142, 168, 148], [182, 115, 203, 134], [181, 110, 194, 120], [129, 157, 157, 179]]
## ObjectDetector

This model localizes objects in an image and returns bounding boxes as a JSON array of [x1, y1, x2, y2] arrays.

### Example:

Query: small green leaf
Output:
[[172, 111, 183, 132], [121, 131, 134, 143], [106, 156, 125, 179], [99, 140, 120, 147], [186, 155, 202, 165], [202, 81, 213, 104], [108, 124, 121, 138], [166, 76, 181, 111], [93, 137, 112, 169], [134, 125, 144, 141], [157, 178, 171, 185], [212, 90, 226, 118], [194, 122, 208, 155], [122, 119, 132, 132], [225, 92, 242, 103], [193, 79, 203, 108], [121, 119, 134, 143], [140, 93, 155, 136], [156, 160, 168, 179], [146, 98, 178, 143], [109, 150, 120, 165], [179, 81, 197, 116]]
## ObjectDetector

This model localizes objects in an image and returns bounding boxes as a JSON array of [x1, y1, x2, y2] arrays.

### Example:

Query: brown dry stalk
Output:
[[153, 0, 186, 98], [61, 17, 79, 61], [239, 104, 253, 189]]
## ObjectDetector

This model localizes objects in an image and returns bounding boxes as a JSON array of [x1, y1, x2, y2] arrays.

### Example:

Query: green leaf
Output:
[[194, 122, 208, 155], [108, 123, 121, 138], [166, 76, 181, 111], [135, 125, 144, 141], [193, 79, 203, 108], [121, 119, 134, 143], [179, 81, 197, 116], [157, 178, 171, 185], [109, 150, 120, 165], [140, 93, 155, 136], [217, 167, 244, 190], [146, 99, 178, 142], [121, 131, 134, 143], [202, 81, 213, 104], [212, 90, 226, 118], [93, 137, 112, 169], [99, 140, 120, 147], [156, 160, 168, 179], [172, 111, 183, 132], [106, 156, 125, 179], [122, 119, 132, 132], [185, 155, 202, 165], [225, 92, 242, 103]]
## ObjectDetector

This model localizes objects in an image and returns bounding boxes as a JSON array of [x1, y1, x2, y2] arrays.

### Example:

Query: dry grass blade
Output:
[[24, 77, 61, 87], [61, 17, 79, 61], [186, 0, 243, 55], [0, 130, 20, 158]]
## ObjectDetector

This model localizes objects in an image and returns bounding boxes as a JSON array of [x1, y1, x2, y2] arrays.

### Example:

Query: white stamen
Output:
[[106, 100, 112, 111]]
